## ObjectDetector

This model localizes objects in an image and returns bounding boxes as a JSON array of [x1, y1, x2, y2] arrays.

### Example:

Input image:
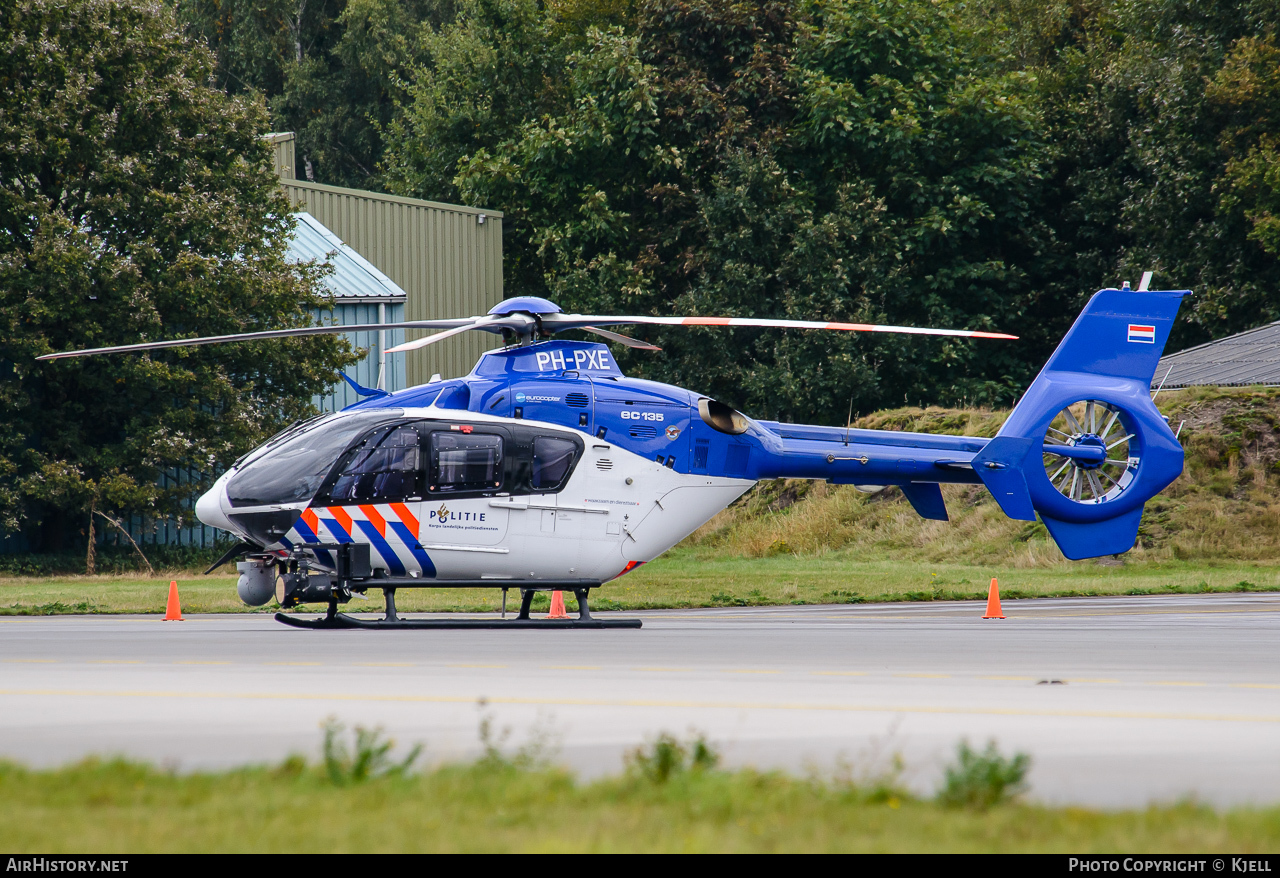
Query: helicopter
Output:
[[38, 285, 1189, 629]]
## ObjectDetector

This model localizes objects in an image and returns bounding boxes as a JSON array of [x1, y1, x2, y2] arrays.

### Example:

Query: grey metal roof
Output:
[[286, 212, 407, 303], [1153, 321, 1280, 389]]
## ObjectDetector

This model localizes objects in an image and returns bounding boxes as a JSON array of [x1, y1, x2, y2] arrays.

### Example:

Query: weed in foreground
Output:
[[320, 718, 420, 786], [475, 703, 561, 769], [626, 732, 721, 784], [936, 740, 1031, 810]]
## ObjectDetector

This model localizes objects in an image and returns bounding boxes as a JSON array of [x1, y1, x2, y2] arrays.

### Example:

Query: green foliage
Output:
[[384, 0, 573, 206], [392, 0, 1046, 424], [985, 0, 1280, 349], [321, 718, 421, 785], [0, 745, 1277, 851], [174, 0, 1280, 424], [937, 740, 1031, 810], [175, 0, 449, 187], [0, 0, 358, 549], [626, 732, 720, 783]]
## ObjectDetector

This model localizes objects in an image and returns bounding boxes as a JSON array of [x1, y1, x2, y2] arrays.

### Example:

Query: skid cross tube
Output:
[[274, 583, 640, 629], [280, 546, 639, 628]]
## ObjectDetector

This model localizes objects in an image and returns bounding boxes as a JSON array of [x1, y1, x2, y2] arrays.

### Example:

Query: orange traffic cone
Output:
[[983, 577, 1005, 619], [164, 580, 183, 621], [547, 590, 569, 619]]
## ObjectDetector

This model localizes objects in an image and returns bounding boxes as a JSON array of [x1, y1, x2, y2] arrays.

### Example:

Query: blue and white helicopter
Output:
[[39, 286, 1189, 629]]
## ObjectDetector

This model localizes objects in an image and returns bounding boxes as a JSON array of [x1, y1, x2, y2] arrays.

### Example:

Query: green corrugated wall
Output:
[[281, 179, 504, 384]]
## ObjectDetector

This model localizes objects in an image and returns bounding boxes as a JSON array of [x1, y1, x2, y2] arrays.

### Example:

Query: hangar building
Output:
[[1153, 322, 1280, 389]]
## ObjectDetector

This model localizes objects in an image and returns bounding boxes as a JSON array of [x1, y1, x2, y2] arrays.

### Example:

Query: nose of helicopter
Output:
[[195, 476, 236, 534]]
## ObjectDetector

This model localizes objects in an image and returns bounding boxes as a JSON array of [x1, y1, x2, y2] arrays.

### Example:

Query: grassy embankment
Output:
[[1, 732, 1277, 853], [5, 387, 1280, 615]]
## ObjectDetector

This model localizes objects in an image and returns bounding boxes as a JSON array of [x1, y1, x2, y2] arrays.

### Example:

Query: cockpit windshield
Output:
[[227, 411, 402, 508]]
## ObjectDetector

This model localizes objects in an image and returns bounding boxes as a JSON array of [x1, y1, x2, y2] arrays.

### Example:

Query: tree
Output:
[[1212, 34, 1280, 262], [0, 0, 358, 553], [176, 0, 450, 188], [400, 0, 1049, 423], [383, 0, 575, 206], [975, 0, 1280, 349]]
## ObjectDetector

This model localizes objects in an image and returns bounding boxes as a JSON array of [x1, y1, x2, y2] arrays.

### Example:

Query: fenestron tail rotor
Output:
[[1042, 400, 1138, 504], [36, 294, 1016, 361]]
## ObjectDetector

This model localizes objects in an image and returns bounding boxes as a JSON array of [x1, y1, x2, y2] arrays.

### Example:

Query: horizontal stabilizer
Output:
[[900, 483, 948, 521], [971, 437, 1037, 521], [1041, 508, 1143, 560]]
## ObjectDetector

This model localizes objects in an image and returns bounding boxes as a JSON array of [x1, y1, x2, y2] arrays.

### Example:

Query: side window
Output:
[[531, 436, 577, 490], [430, 432, 503, 494], [328, 425, 423, 503]]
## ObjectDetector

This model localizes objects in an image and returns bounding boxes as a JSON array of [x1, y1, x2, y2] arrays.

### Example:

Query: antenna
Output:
[[845, 395, 854, 446], [1138, 271, 1153, 292], [1151, 364, 1174, 399]]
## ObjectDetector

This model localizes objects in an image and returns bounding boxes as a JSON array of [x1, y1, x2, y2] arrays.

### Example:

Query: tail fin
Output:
[[974, 288, 1190, 560]]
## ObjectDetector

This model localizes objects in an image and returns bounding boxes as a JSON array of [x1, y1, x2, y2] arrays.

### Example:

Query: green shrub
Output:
[[627, 733, 720, 784], [321, 719, 420, 786], [936, 740, 1030, 810]]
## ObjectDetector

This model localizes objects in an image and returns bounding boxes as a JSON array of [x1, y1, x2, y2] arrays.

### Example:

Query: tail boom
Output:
[[746, 288, 1188, 559]]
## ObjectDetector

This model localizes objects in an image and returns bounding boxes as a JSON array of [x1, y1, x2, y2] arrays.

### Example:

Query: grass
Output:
[[0, 733, 1277, 853], [2, 556, 1277, 615], [5, 386, 1280, 615]]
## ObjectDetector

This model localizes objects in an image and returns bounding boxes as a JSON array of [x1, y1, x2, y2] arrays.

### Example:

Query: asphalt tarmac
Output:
[[1, 593, 1277, 807]]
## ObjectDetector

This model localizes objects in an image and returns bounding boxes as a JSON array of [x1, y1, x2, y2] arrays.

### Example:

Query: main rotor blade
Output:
[[36, 319, 481, 360], [581, 326, 663, 351], [384, 320, 488, 354], [543, 314, 1017, 340]]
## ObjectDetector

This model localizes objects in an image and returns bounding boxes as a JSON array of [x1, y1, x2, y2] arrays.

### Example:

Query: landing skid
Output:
[[274, 613, 641, 630], [274, 585, 642, 630]]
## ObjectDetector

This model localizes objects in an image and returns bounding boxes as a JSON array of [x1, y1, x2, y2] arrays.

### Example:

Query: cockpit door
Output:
[[309, 423, 436, 576], [418, 427, 511, 551]]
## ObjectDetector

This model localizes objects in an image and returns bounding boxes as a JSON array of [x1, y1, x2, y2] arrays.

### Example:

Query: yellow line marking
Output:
[[90, 660, 141, 665], [812, 671, 867, 677], [0, 688, 1274, 725], [3, 659, 56, 664], [448, 663, 506, 669], [1233, 683, 1280, 690], [980, 676, 1036, 681], [1020, 606, 1280, 619], [634, 667, 693, 672], [1152, 681, 1207, 687], [541, 665, 600, 671], [175, 661, 231, 666], [894, 673, 951, 679], [358, 662, 415, 668], [651, 605, 1280, 622], [725, 670, 781, 675], [266, 662, 322, 666]]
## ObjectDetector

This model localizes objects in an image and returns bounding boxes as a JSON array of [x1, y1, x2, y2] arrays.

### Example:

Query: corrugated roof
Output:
[[1153, 321, 1280, 388], [286, 212, 407, 302]]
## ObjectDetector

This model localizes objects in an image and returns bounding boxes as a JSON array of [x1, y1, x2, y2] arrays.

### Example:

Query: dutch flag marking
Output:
[[1127, 324, 1156, 344]]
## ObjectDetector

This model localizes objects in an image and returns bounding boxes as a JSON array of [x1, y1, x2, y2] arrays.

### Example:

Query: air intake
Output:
[[596, 458, 614, 471], [628, 425, 657, 439], [566, 392, 590, 408]]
